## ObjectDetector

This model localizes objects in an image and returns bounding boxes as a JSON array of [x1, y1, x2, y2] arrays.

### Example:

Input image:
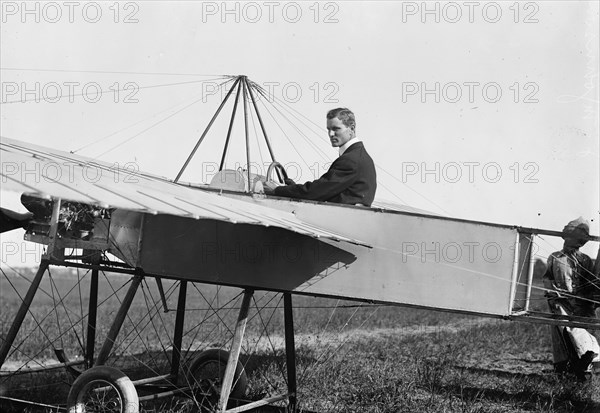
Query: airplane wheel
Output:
[[187, 349, 248, 402], [66, 366, 139, 413]]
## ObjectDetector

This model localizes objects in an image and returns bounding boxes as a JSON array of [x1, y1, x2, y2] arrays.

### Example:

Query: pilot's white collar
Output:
[[339, 137, 361, 156]]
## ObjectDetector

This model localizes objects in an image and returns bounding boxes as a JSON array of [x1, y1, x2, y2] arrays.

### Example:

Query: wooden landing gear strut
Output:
[[1, 257, 300, 412], [284, 293, 297, 413], [0, 260, 49, 367], [218, 289, 253, 411], [217, 290, 298, 413]]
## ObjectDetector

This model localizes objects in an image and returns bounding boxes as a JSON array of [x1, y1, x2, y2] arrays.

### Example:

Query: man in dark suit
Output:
[[265, 108, 377, 207]]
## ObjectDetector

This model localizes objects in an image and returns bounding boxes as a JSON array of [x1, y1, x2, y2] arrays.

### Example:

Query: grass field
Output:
[[1, 264, 599, 413]]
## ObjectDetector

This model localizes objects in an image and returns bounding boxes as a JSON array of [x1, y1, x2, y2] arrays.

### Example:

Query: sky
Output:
[[1, 0, 599, 266]]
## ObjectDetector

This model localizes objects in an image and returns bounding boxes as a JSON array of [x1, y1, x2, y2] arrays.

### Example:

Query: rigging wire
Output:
[[182, 283, 236, 356], [254, 85, 330, 162], [0, 67, 231, 77], [0, 266, 115, 374], [532, 234, 600, 294], [89, 78, 236, 161], [252, 82, 451, 214], [0, 267, 58, 367], [99, 272, 160, 369], [375, 166, 452, 215], [249, 80, 327, 143], [258, 92, 416, 207], [0, 78, 228, 105], [248, 92, 266, 171], [236, 293, 287, 395], [139, 279, 177, 369], [70, 88, 221, 154], [2, 73, 599, 399], [48, 268, 85, 353], [299, 304, 381, 386], [255, 93, 317, 175], [370, 239, 600, 309]]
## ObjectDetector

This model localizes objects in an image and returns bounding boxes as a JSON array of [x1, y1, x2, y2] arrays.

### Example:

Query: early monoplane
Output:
[[1, 75, 598, 413]]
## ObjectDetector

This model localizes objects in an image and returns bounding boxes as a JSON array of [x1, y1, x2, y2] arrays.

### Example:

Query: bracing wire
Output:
[[0, 67, 231, 77], [0, 266, 124, 373], [248, 94, 266, 171], [48, 268, 85, 353], [90, 77, 236, 160], [70, 85, 224, 154], [249, 81, 329, 147], [255, 92, 318, 174], [254, 85, 331, 162], [0, 78, 228, 105], [251, 82, 452, 214], [533, 234, 600, 295]]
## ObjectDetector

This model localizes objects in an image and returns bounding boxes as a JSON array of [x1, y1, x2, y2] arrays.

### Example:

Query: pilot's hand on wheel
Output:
[[262, 180, 279, 194]]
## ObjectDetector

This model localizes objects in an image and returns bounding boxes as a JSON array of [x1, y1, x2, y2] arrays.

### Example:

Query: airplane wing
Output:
[[0, 136, 369, 247]]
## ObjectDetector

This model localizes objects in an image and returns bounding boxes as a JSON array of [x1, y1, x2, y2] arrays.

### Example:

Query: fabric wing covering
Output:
[[0, 136, 369, 247]]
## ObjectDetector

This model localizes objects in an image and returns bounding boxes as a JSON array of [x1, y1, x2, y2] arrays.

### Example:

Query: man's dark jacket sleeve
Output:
[[273, 142, 377, 206]]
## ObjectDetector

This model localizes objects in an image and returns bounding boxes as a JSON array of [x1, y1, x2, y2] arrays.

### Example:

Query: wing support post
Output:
[[0, 259, 49, 367], [85, 251, 101, 369], [170, 280, 187, 380], [216, 289, 299, 413], [0, 197, 69, 367], [219, 289, 254, 411], [284, 293, 298, 413]]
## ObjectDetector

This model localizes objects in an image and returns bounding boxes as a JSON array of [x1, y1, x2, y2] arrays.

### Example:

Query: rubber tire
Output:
[[187, 348, 248, 400], [67, 366, 139, 413]]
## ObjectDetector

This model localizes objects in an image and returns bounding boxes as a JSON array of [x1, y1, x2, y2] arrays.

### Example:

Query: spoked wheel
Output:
[[66, 366, 139, 413], [186, 349, 248, 409]]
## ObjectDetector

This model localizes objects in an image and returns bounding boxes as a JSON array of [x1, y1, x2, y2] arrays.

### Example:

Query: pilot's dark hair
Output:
[[327, 108, 355, 130]]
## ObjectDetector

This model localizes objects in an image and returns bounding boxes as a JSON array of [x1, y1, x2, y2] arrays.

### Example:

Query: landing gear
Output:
[[66, 366, 139, 413], [186, 349, 248, 407]]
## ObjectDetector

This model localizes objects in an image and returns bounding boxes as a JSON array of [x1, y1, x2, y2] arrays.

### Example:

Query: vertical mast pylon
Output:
[[175, 76, 241, 183], [175, 75, 280, 190], [241, 77, 252, 192], [219, 79, 243, 171]]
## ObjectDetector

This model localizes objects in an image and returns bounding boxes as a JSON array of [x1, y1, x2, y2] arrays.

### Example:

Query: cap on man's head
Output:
[[561, 216, 590, 241]]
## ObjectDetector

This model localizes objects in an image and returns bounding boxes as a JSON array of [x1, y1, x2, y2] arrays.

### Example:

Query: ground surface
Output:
[[1, 267, 599, 412]]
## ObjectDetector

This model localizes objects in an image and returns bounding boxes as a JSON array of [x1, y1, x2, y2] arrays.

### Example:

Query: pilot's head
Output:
[[326, 108, 355, 148]]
